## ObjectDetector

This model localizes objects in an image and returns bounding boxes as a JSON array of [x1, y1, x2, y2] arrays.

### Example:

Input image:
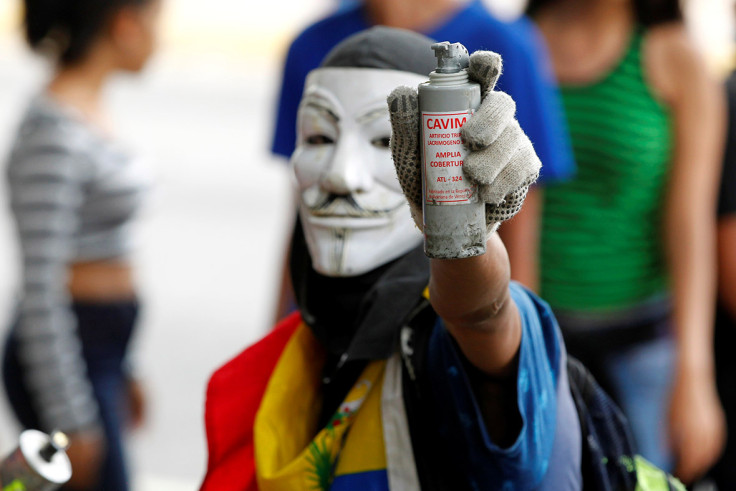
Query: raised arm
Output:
[[388, 51, 541, 413], [430, 234, 521, 377]]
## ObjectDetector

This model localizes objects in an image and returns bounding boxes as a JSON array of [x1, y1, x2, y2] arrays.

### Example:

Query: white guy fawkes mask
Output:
[[292, 67, 426, 277]]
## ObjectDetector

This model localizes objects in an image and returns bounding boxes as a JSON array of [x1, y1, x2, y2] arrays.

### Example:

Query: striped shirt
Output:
[[540, 28, 672, 313], [5, 94, 150, 432]]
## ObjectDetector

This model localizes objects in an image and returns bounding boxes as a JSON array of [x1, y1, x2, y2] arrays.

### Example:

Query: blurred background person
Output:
[[0, 0, 303, 487], [528, 0, 726, 484], [271, 0, 574, 181], [711, 56, 736, 490], [271, 0, 577, 319], [1, 0, 161, 489]]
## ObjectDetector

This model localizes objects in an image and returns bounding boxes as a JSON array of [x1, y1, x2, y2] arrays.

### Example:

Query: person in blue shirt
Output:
[[271, 0, 573, 186]]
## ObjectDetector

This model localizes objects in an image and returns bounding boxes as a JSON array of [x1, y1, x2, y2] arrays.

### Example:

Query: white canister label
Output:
[[421, 111, 476, 205]]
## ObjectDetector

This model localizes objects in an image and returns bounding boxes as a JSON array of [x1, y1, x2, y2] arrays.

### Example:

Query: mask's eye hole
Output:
[[306, 134, 335, 145], [371, 136, 391, 149]]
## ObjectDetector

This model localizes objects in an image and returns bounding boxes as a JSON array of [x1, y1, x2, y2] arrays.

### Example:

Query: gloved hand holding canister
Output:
[[388, 47, 541, 257]]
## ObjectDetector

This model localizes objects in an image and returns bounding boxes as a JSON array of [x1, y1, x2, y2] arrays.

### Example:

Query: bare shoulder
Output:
[[643, 22, 711, 103], [647, 22, 703, 71]]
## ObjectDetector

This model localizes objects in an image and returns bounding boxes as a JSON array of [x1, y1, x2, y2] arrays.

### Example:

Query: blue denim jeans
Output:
[[604, 335, 675, 470], [562, 319, 675, 472], [2, 301, 138, 491]]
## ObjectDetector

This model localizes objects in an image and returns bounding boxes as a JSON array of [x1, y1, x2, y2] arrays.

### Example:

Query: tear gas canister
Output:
[[418, 41, 484, 259], [1, 430, 71, 491]]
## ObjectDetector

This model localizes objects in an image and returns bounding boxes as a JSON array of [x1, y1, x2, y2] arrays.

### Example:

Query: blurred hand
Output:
[[66, 430, 106, 489], [126, 376, 146, 430], [669, 367, 726, 483]]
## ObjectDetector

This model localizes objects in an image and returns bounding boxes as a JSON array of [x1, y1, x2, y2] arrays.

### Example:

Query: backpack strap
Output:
[[567, 356, 638, 490], [567, 357, 685, 491]]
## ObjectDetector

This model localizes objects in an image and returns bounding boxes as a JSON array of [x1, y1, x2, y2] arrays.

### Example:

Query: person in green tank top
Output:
[[526, 0, 726, 485]]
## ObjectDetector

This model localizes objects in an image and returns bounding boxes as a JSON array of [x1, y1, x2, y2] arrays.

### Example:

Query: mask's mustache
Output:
[[309, 194, 397, 218]]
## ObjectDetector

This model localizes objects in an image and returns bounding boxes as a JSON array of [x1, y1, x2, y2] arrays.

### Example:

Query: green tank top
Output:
[[541, 29, 672, 311]]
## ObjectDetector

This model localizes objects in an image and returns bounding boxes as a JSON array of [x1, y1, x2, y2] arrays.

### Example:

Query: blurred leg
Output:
[[605, 335, 676, 471], [83, 367, 128, 491], [557, 328, 617, 400], [74, 302, 138, 491]]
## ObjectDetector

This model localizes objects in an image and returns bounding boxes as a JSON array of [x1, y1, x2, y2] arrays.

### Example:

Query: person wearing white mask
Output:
[[200, 27, 679, 491]]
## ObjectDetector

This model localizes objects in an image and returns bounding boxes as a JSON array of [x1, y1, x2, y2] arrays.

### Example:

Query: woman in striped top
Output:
[[2, 1, 160, 489], [527, 0, 725, 484]]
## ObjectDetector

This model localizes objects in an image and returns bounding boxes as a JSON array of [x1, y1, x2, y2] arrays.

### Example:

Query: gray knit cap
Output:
[[321, 26, 437, 76]]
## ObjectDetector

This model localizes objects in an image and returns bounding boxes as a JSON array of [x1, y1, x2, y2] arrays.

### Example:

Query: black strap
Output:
[[399, 300, 481, 491], [567, 356, 640, 491], [400, 300, 448, 491]]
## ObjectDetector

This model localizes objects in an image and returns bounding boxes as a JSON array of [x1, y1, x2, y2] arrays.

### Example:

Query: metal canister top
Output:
[[431, 42, 470, 74]]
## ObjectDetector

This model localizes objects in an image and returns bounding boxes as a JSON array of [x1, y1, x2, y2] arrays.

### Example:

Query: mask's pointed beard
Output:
[[330, 227, 350, 274], [311, 194, 396, 218]]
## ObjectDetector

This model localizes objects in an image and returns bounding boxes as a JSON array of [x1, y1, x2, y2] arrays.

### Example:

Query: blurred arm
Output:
[[499, 187, 541, 292], [10, 150, 102, 434], [718, 216, 736, 318], [647, 24, 726, 482], [10, 148, 106, 486]]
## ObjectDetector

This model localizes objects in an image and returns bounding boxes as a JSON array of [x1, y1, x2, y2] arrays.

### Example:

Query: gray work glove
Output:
[[387, 51, 541, 232]]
